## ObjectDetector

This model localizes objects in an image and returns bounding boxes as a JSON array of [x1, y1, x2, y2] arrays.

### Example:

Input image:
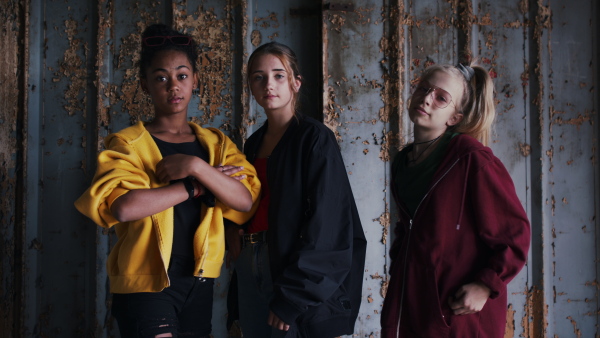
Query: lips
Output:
[[414, 107, 429, 116], [168, 96, 183, 104]]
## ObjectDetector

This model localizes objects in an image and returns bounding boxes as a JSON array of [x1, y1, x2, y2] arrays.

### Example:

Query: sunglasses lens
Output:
[[413, 85, 429, 96], [434, 89, 452, 108], [170, 36, 191, 45], [144, 37, 165, 46]]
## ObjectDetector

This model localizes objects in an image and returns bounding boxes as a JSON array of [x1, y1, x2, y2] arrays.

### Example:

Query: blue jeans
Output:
[[236, 242, 290, 338]]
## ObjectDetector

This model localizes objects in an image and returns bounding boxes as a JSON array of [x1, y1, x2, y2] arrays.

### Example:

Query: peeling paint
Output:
[[522, 286, 548, 337], [60, 19, 88, 117], [373, 207, 390, 244], [504, 304, 515, 338], [519, 143, 531, 157], [175, 4, 234, 127], [251, 29, 261, 46], [1, 0, 598, 336], [566, 316, 582, 338]]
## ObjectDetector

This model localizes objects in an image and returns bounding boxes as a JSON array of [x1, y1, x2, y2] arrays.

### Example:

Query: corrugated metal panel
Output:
[[0, 0, 598, 337], [322, 3, 392, 336], [0, 0, 23, 336]]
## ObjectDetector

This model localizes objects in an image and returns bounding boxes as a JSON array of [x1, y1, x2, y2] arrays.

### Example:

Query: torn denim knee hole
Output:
[[139, 317, 178, 337]]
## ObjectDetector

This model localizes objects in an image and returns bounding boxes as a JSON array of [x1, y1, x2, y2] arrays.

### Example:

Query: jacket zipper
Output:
[[152, 214, 171, 289], [196, 133, 227, 280], [395, 157, 460, 337]]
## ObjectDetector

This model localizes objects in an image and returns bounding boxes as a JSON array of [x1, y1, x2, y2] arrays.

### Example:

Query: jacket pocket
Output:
[[296, 290, 353, 337], [406, 265, 451, 336]]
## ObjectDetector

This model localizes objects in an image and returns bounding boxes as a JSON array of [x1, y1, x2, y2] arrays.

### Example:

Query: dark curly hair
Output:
[[139, 23, 198, 78]]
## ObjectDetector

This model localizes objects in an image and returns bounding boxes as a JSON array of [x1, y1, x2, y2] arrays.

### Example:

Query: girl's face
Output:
[[249, 54, 300, 116], [141, 49, 198, 117], [409, 70, 464, 135]]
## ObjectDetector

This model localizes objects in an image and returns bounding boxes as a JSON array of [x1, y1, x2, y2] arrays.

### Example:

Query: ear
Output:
[[447, 113, 463, 127], [193, 73, 199, 89], [292, 75, 302, 92], [140, 78, 148, 93]]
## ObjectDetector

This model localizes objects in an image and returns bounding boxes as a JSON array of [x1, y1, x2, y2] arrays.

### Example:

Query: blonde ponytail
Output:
[[452, 63, 496, 146]]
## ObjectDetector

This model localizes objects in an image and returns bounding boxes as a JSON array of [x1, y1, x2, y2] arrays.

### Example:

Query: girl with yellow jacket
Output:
[[74, 24, 260, 337]]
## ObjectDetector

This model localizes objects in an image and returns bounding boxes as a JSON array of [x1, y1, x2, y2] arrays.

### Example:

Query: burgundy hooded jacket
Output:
[[381, 134, 530, 338]]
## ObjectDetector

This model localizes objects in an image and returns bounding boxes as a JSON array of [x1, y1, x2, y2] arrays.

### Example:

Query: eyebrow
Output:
[[252, 68, 286, 74], [152, 65, 191, 73]]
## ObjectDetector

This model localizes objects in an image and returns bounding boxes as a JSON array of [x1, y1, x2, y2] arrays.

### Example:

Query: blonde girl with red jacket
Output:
[[381, 63, 530, 338]]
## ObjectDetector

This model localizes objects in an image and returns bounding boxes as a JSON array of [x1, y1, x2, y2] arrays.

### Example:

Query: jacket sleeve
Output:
[[389, 153, 407, 263], [469, 155, 531, 298], [270, 128, 357, 324], [218, 134, 261, 225], [74, 136, 151, 228]]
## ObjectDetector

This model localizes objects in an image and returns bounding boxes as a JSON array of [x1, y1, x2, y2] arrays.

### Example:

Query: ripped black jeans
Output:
[[111, 255, 214, 337]]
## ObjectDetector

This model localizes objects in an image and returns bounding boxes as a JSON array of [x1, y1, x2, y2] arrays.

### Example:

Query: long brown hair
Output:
[[247, 42, 303, 113]]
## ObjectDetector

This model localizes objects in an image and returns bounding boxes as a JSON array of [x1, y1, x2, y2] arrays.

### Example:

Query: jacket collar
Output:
[[246, 114, 304, 163]]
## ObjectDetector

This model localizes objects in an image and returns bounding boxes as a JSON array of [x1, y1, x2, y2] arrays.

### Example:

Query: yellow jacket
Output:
[[74, 121, 260, 293]]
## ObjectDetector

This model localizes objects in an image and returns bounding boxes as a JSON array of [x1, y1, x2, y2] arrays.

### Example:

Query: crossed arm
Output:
[[111, 155, 250, 222]]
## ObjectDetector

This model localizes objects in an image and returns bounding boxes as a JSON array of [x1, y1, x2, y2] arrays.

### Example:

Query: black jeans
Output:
[[111, 256, 214, 337]]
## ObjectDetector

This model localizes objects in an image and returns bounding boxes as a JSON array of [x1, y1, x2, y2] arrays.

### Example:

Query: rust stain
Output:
[[0, 2, 20, 334], [519, 143, 531, 157], [455, 0, 475, 59], [566, 316, 582, 338], [94, 0, 113, 135], [485, 31, 494, 50], [378, 130, 393, 162], [175, 5, 234, 127], [116, 28, 153, 124], [519, 0, 529, 14], [522, 286, 548, 337], [503, 20, 527, 29], [504, 304, 515, 338], [353, 6, 375, 26], [253, 11, 279, 29], [239, 0, 250, 143], [427, 15, 451, 29], [552, 110, 593, 130], [61, 19, 88, 117], [323, 85, 342, 140], [372, 207, 390, 244], [328, 13, 346, 33], [251, 30, 261, 46]]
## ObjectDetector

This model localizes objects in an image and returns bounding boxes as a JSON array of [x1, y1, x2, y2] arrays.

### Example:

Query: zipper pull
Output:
[[409, 219, 413, 229]]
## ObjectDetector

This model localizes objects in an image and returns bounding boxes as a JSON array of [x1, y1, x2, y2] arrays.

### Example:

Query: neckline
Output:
[[151, 134, 198, 145]]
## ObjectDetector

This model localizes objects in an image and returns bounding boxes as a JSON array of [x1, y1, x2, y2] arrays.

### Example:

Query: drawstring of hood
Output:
[[455, 153, 471, 230]]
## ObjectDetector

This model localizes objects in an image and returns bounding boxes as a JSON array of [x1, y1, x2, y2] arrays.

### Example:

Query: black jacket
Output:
[[244, 114, 367, 337]]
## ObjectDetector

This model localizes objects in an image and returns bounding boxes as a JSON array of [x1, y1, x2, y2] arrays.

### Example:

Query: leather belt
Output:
[[242, 231, 267, 246]]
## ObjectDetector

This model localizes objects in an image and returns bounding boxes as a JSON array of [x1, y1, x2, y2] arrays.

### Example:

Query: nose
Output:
[[167, 78, 179, 92], [264, 76, 275, 90], [423, 89, 434, 106]]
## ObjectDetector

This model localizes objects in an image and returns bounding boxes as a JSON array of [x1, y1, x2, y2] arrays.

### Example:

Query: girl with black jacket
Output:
[[226, 42, 367, 338]]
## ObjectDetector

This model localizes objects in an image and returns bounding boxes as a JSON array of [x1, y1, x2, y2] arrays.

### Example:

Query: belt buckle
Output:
[[249, 232, 259, 244]]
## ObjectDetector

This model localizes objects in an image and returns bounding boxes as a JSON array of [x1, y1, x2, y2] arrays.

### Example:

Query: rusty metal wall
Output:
[[0, 0, 598, 337]]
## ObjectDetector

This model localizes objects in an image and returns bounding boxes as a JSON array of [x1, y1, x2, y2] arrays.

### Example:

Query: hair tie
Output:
[[456, 63, 474, 81]]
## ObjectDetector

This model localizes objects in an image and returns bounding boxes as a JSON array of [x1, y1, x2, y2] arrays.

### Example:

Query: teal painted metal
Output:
[[1, 0, 597, 336]]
